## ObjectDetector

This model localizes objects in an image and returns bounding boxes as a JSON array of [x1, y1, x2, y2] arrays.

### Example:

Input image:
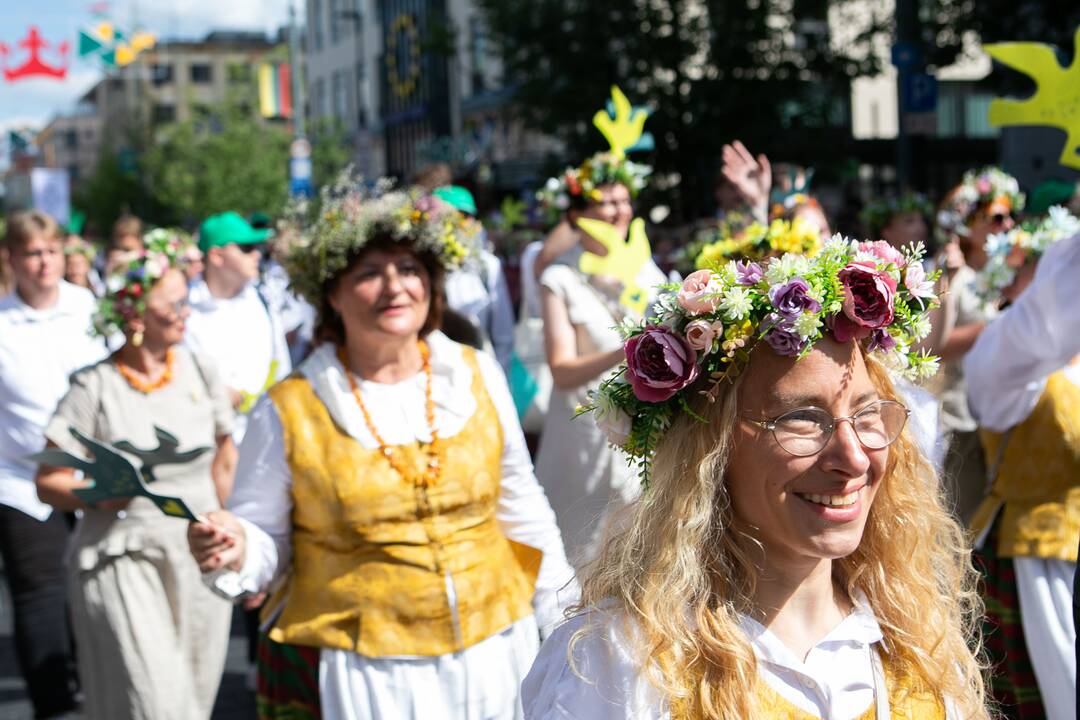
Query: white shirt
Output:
[[445, 249, 516, 376], [0, 282, 108, 520], [183, 278, 291, 442], [964, 230, 1080, 432], [523, 599, 957, 719]]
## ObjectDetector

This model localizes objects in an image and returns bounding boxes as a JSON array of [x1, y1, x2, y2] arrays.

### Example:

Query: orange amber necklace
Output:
[[339, 343, 442, 487], [115, 348, 176, 394]]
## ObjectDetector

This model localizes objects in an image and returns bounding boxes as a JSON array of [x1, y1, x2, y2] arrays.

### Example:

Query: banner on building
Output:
[[31, 168, 71, 226], [259, 62, 293, 119]]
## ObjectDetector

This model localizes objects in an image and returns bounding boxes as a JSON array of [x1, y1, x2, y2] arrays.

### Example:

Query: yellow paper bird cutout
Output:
[[95, 22, 114, 43], [576, 217, 653, 317], [238, 360, 280, 414], [593, 86, 648, 160], [130, 31, 157, 54], [985, 26, 1080, 170], [115, 45, 135, 66]]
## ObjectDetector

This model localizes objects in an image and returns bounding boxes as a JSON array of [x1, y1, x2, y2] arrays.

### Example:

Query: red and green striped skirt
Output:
[[973, 520, 1046, 719], [256, 633, 322, 720]]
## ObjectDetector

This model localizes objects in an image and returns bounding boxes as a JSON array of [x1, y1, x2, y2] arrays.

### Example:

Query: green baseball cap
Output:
[[433, 185, 478, 216], [197, 211, 271, 252]]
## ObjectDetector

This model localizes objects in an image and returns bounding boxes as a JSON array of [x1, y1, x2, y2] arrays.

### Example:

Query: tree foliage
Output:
[[475, 0, 893, 219]]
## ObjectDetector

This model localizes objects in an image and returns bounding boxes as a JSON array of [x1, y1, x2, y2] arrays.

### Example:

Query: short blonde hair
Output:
[[573, 347, 988, 719], [3, 210, 61, 251]]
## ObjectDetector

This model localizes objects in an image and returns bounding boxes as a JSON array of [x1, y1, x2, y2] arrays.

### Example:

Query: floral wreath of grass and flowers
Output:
[[977, 205, 1080, 305], [535, 151, 652, 226], [578, 235, 941, 485], [93, 229, 189, 337], [64, 237, 98, 262], [859, 192, 933, 238], [936, 166, 1026, 239], [693, 216, 823, 269], [281, 170, 483, 309]]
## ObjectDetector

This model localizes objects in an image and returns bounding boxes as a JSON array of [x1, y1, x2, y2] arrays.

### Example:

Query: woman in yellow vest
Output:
[[964, 223, 1080, 719], [523, 237, 989, 718], [187, 181, 576, 719]]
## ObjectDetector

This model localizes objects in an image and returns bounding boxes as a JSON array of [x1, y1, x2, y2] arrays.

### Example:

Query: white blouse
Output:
[[963, 229, 1080, 432], [523, 599, 958, 720]]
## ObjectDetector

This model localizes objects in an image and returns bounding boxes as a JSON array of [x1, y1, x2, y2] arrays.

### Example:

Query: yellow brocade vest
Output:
[[970, 370, 1080, 561], [264, 347, 541, 656], [751, 660, 947, 719]]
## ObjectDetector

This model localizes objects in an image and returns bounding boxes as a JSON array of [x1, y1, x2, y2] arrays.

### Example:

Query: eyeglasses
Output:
[[742, 400, 909, 457], [148, 297, 190, 317], [989, 212, 1013, 226]]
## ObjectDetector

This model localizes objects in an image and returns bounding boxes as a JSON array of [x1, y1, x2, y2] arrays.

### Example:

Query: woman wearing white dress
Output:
[[187, 183, 575, 720], [524, 237, 988, 718], [534, 174, 665, 570]]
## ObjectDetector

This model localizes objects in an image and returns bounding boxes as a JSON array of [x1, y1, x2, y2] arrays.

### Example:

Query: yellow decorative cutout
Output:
[[239, 360, 280, 414], [130, 31, 156, 54], [576, 217, 652, 316], [95, 22, 114, 43], [115, 45, 135, 67], [985, 27, 1080, 170], [593, 85, 648, 160]]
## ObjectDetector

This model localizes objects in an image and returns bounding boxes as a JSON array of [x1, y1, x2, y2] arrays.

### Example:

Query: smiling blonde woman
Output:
[[523, 237, 988, 719]]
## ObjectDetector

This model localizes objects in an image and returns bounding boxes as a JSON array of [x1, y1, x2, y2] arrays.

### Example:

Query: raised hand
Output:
[[721, 140, 772, 222]]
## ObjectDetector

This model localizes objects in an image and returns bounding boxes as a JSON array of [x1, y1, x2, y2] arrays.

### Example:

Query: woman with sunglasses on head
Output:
[[928, 167, 1025, 522], [523, 237, 989, 719], [34, 232, 237, 719]]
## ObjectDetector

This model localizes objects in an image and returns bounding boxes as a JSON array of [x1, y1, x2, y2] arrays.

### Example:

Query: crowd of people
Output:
[[0, 88, 1078, 720]]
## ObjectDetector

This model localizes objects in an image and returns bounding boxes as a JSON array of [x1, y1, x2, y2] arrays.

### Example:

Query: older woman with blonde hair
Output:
[[524, 238, 988, 718]]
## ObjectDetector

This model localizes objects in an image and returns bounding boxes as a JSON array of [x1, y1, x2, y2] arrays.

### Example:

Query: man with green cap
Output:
[[184, 212, 291, 444]]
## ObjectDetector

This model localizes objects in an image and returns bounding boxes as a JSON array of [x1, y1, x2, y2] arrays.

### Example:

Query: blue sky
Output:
[[1, 0, 290, 162]]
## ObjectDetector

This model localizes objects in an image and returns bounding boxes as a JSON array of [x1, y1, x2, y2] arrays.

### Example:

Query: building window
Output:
[[227, 63, 253, 84], [314, 77, 327, 118], [469, 16, 487, 95], [152, 63, 174, 86], [332, 69, 349, 122], [355, 60, 367, 128], [152, 104, 177, 124], [190, 63, 213, 84], [69, 165, 79, 183], [311, 0, 324, 51], [65, 129, 78, 150], [330, 0, 342, 44]]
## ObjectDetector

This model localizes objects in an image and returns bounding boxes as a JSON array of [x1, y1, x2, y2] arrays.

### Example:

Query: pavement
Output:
[[0, 570, 257, 720]]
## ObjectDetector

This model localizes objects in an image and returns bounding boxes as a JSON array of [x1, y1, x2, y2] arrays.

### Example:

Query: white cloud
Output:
[[127, 0, 291, 39]]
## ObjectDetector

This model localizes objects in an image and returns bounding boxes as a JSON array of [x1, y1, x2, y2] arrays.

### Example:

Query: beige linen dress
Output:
[[45, 347, 234, 720]]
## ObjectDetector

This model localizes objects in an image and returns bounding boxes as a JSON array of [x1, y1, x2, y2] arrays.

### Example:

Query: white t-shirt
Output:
[[0, 282, 108, 520], [183, 279, 291, 443]]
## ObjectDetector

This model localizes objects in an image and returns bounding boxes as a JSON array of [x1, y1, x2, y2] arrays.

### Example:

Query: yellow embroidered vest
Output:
[[752, 660, 947, 719], [264, 347, 541, 656], [970, 371, 1080, 561]]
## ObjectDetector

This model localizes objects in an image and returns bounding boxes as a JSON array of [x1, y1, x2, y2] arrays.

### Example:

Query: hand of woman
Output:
[[721, 140, 772, 221], [188, 509, 246, 573]]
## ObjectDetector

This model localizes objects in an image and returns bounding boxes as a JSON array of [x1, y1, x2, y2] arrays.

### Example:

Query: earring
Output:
[[132, 330, 144, 347]]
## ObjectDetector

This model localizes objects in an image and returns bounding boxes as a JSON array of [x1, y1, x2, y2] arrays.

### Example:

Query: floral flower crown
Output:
[[694, 217, 823, 269], [63, 237, 97, 261], [536, 152, 652, 222], [977, 205, 1079, 304], [93, 229, 188, 337], [583, 236, 941, 481], [860, 192, 933, 237], [282, 171, 482, 308], [936, 167, 1025, 238]]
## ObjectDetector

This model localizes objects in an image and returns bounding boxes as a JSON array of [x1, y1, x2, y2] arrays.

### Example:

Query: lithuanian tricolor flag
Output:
[[258, 62, 293, 119]]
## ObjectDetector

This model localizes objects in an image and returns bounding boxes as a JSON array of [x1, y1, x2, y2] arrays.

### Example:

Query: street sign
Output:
[[891, 42, 921, 70], [289, 136, 313, 197], [902, 72, 938, 113]]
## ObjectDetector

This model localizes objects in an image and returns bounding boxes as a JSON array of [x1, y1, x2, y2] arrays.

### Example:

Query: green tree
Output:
[[75, 140, 163, 236], [475, 0, 891, 219], [141, 105, 291, 226], [310, 118, 353, 188]]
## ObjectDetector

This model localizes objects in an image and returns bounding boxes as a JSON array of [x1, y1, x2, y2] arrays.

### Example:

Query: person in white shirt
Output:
[[0, 210, 107, 718], [523, 238, 988, 719], [184, 212, 291, 444], [964, 229, 1080, 720]]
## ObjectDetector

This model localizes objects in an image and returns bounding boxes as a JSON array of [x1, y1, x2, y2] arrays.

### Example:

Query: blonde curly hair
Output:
[[572, 348, 989, 719]]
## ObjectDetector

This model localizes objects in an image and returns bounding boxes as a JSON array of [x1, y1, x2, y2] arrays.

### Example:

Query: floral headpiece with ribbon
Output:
[[977, 205, 1079, 304], [936, 166, 1025, 238], [537, 86, 653, 220], [694, 217, 823, 268], [860, 192, 933, 237], [582, 236, 941, 481], [93, 229, 188, 337], [283, 171, 482, 308]]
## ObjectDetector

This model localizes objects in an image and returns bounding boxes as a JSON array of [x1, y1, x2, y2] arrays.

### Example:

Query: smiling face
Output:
[[329, 245, 432, 342], [962, 198, 1015, 270], [727, 338, 889, 566], [134, 269, 190, 348]]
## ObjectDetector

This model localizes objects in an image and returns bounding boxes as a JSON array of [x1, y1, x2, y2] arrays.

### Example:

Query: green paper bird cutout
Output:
[[28, 426, 208, 521], [984, 26, 1080, 170], [575, 217, 653, 317], [593, 86, 648, 160]]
